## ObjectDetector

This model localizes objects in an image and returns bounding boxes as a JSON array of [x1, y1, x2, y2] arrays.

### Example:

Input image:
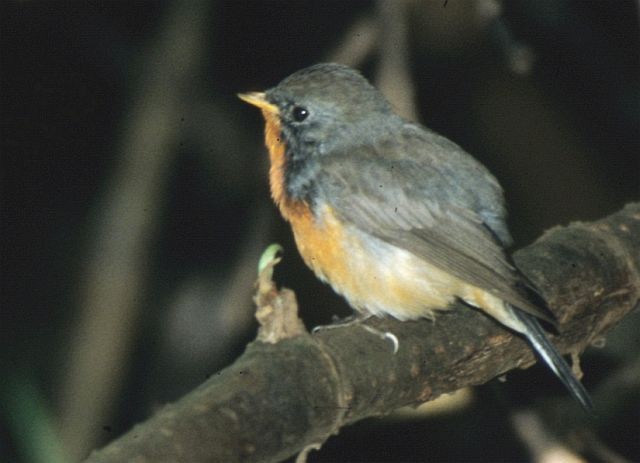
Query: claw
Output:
[[361, 325, 400, 353], [383, 332, 400, 354]]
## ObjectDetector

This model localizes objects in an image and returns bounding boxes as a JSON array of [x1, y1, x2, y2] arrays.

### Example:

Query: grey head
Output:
[[264, 63, 398, 156]]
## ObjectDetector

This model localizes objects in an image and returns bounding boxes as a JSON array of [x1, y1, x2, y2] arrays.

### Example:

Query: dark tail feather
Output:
[[509, 305, 594, 414]]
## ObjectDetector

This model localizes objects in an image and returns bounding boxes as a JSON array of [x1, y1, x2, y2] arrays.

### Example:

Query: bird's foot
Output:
[[312, 314, 399, 353]]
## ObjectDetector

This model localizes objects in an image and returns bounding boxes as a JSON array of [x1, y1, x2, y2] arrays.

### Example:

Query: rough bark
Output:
[[85, 203, 640, 463]]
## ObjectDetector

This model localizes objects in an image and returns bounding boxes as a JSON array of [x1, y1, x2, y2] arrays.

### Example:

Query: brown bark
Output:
[[85, 203, 640, 463]]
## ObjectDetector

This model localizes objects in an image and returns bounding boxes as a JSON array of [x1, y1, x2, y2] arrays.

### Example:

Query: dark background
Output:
[[1, 1, 638, 462]]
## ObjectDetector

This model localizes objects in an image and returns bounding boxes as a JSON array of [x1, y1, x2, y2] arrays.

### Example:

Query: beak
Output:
[[237, 92, 279, 114]]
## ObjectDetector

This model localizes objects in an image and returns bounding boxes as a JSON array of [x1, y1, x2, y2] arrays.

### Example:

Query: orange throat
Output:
[[261, 110, 310, 222]]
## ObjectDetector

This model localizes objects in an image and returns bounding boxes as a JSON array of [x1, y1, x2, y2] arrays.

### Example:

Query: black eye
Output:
[[292, 105, 309, 122]]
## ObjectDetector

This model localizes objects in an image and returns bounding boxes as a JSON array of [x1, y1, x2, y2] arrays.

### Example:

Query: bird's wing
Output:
[[318, 144, 553, 322]]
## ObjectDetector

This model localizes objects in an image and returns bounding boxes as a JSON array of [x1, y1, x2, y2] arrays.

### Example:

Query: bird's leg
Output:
[[311, 312, 372, 333]]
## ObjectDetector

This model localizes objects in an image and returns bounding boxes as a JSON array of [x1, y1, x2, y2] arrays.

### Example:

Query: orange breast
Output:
[[261, 113, 356, 298], [261, 111, 347, 279], [290, 203, 462, 320]]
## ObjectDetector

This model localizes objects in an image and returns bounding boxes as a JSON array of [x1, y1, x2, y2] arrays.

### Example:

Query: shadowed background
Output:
[[1, 1, 638, 462]]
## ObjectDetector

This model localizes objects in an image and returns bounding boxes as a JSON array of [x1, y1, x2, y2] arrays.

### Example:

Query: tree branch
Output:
[[85, 203, 640, 463]]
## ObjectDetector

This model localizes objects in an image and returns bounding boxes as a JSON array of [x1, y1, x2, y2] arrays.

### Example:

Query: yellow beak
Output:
[[237, 92, 279, 114]]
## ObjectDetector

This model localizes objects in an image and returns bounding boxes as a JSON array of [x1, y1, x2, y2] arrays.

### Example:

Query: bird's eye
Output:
[[292, 105, 309, 122]]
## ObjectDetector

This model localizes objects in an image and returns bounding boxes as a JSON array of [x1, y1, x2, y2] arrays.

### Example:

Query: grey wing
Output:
[[318, 135, 552, 322]]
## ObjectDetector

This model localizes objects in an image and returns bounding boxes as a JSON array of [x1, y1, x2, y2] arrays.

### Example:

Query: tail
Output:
[[508, 304, 594, 413]]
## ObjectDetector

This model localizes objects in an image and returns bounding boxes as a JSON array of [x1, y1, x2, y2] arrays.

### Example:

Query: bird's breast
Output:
[[288, 203, 468, 320]]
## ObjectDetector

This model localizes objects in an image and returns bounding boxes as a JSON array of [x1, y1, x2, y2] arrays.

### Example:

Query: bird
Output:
[[239, 62, 592, 412]]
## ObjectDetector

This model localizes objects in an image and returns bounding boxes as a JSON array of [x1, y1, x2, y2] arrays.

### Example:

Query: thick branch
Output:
[[85, 203, 640, 463]]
